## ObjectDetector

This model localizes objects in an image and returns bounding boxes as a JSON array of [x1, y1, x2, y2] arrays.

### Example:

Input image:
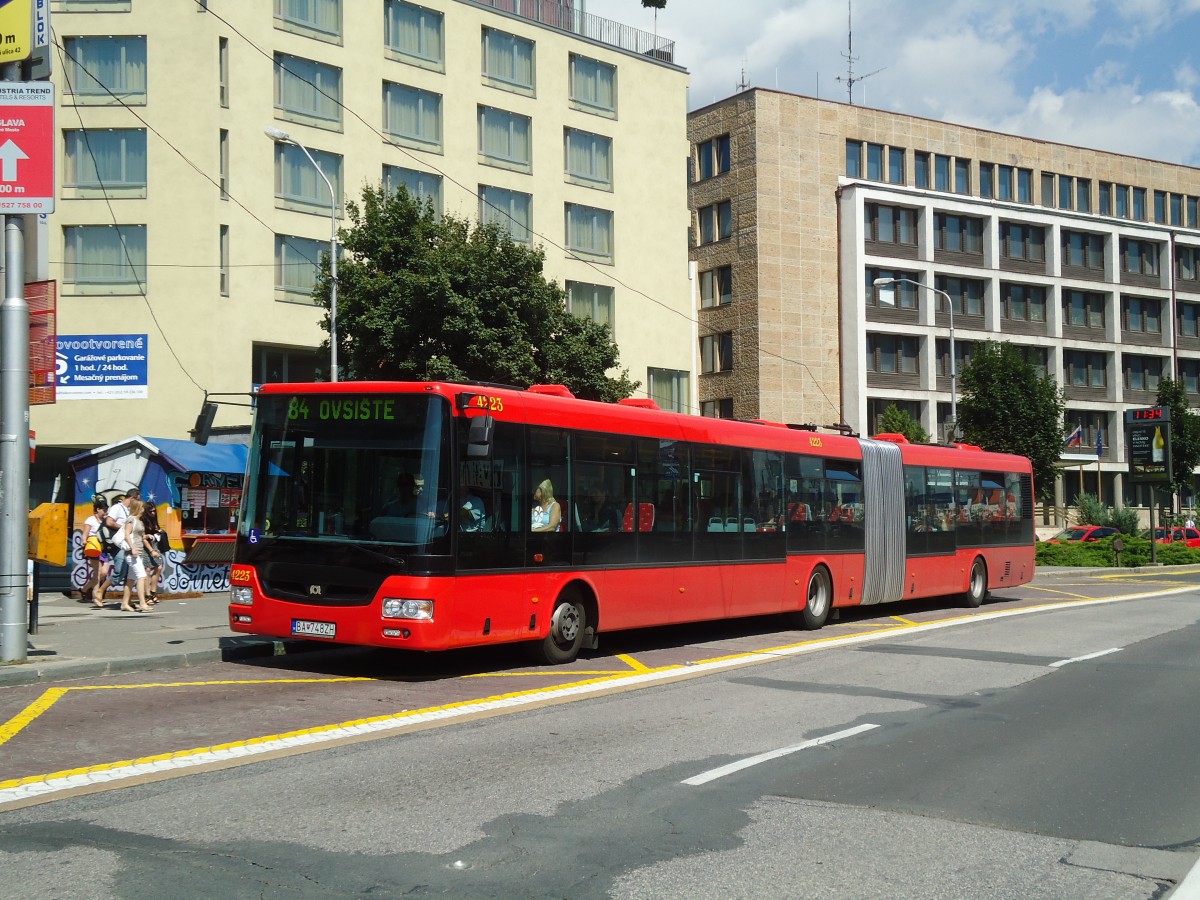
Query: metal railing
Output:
[[472, 0, 675, 63]]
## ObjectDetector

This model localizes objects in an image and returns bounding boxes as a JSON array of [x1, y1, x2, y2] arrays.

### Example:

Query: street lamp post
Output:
[[264, 126, 339, 382], [872, 276, 957, 441]]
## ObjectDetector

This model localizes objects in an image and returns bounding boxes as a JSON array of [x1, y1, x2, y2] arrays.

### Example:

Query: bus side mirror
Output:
[[467, 415, 493, 458]]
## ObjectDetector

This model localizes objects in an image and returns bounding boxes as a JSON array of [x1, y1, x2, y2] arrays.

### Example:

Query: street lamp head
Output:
[[872, 277, 896, 287], [263, 126, 293, 143]]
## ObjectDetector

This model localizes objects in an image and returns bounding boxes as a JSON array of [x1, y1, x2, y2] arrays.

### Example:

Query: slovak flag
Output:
[[1096, 430, 1104, 457], [1064, 424, 1084, 448]]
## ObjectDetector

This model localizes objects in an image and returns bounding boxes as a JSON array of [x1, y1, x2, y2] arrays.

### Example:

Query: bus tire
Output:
[[530, 589, 587, 665], [963, 557, 987, 608], [791, 566, 832, 630]]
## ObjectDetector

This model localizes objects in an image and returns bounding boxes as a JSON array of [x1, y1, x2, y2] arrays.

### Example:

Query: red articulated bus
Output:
[[229, 381, 1035, 664]]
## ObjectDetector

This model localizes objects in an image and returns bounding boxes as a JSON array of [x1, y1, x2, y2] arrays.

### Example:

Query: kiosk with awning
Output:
[[68, 436, 247, 595]]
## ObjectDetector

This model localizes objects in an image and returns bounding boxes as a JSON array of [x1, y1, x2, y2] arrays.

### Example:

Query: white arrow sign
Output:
[[0, 139, 28, 182]]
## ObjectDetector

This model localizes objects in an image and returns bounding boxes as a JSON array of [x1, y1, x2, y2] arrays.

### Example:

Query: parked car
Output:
[[1151, 527, 1200, 548], [1046, 525, 1118, 544]]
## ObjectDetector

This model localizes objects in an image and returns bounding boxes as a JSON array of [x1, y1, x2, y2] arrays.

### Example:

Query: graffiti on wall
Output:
[[70, 529, 231, 595]]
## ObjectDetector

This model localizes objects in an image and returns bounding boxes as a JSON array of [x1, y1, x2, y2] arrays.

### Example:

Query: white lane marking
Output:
[[681, 723, 880, 786], [1049, 647, 1122, 668]]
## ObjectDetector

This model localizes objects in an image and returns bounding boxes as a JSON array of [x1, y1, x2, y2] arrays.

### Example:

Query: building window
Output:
[[937, 339, 974, 378], [698, 134, 730, 180], [1002, 283, 1046, 322], [865, 267, 918, 309], [888, 147, 905, 184], [383, 82, 442, 150], [568, 53, 616, 114], [1041, 172, 1055, 207], [565, 127, 612, 188], [1001, 222, 1045, 262], [1123, 296, 1162, 334], [1133, 187, 1147, 220], [1061, 230, 1105, 270], [1122, 239, 1160, 277], [934, 212, 983, 254], [1124, 355, 1162, 392], [219, 225, 229, 296], [219, 129, 228, 200], [864, 203, 917, 245], [63, 129, 147, 192], [566, 281, 614, 328], [934, 275, 985, 316], [1179, 302, 1200, 338], [274, 0, 341, 40], [1181, 359, 1200, 395], [979, 162, 993, 199], [698, 200, 732, 245], [1115, 184, 1130, 218], [648, 368, 688, 413], [252, 344, 326, 387], [273, 142, 342, 213], [1015, 345, 1049, 378], [1099, 182, 1111, 216], [1058, 174, 1073, 210], [566, 203, 614, 261], [1016, 168, 1033, 203], [954, 157, 970, 194], [701, 399, 734, 418], [480, 185, 532, 244], [933, 154, 950, 191], [274, 234, 326, 303], [478, 105, 531, 171], [482, 27, 534, 93], [868, 334, 919, 374], [1189, 196, 1199, 228], [218, 36, 228, 107], [914, 151, 930, 189], [867, 143, 884, 181], [1064, 350, 1107, 388], [1154, 190, 1167, 224], [63, 225, 147, 291], [274, 53, 342, 127], [383, 164, 442, 213], [385, 0, 444, 68], [1064, 290, 1106, 328], [1178, 246, 1200, 283], [63, 36, 147, 103], [845, 139, 861, 177], [995, 164, 1013, 200], [700, 265, 732, 308], [700, 332, 733, 373], [1077, 178, 1091, 213]]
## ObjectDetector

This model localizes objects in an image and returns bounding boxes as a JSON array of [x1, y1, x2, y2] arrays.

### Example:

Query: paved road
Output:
[[1, 577, 1199, 898]]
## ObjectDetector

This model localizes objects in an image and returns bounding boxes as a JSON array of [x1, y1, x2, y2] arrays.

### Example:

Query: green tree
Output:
[[1155, 376, 1200, 496], [878, 403, 929, 443], [956, 340, 1065, 503], [311, 185, 637, 401]]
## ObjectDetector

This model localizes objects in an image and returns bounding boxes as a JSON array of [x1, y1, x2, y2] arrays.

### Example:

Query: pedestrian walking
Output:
[[80, 496, 110, 608], [141, 502, 165, 605], [119, 497, 151, 612]]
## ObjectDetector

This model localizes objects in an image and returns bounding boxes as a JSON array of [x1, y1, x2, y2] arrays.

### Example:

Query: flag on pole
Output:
[[1064, 424, 1083, 448], [1096, 429, 1104, 457]]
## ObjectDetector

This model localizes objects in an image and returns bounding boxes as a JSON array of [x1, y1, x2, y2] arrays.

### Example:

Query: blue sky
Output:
[[582, 0, 1200, 166]]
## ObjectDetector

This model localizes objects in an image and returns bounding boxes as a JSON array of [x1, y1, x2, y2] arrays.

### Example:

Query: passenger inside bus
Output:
[[382, 473, 419, 517], [531, 479, 563, 532]]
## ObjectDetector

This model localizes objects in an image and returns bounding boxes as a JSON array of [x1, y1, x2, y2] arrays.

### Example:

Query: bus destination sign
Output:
[[287, 396, 397, 422]]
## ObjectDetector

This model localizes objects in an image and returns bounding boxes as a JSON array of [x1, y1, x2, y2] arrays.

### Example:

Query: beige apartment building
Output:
[[689, 88, 1200, 506], [32, 0, 691, 491]]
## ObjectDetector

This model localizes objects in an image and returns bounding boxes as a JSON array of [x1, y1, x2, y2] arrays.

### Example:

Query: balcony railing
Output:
[[472, 0, 675, 63]]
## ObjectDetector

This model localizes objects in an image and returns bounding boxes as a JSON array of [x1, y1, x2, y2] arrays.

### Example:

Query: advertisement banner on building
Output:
[[55, 333, 148, 399]]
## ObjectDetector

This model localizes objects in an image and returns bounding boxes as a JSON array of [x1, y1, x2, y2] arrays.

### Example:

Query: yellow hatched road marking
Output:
[[616, 654, 653, 673], [889, 616, 919, 626]]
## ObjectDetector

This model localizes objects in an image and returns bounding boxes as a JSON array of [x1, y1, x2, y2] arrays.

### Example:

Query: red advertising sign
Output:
[[0, 81, 52, 213], [27, 278, 55, 405]]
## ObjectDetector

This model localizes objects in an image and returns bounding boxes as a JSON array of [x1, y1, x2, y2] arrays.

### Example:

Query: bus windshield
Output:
[[240, 392, 452, 553]]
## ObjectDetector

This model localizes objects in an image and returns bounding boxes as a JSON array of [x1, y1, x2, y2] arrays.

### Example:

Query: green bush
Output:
[[1036, 533, 1200, 568], [1108, 505, 1141, 536]]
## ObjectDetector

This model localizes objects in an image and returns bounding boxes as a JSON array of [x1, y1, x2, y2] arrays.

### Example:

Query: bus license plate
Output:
[[292, 619, 336, 638]]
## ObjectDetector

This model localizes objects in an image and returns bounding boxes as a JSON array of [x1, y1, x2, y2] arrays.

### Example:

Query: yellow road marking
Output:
[[0, 687, 67, 747], [616, 654, 653, 673], [889, 615, 919, 626]]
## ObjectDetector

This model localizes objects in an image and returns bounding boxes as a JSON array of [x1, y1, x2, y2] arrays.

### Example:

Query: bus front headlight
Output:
[[230, 586, 254, 605], [382, 598, 433, 620]]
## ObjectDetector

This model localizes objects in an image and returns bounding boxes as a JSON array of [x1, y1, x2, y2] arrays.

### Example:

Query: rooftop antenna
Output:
[[835, 0, 885, 104], [735, 60, 749, 93]]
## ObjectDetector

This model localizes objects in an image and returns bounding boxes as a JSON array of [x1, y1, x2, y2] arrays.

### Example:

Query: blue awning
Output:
[[150, 437, 248, 475]]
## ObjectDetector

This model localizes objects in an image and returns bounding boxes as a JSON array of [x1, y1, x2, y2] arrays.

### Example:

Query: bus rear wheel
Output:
[[529, 589, 586, 665], [963, 557, 987, 608], [789, 566, 832, 630]]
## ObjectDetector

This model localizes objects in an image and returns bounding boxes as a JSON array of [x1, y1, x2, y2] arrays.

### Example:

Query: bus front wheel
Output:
[[963, 558, 987, 608], [530, 590, 586, 665], [789, 566, 832, 630]]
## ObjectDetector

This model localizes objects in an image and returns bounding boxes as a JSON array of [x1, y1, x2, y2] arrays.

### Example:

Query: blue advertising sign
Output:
[[55, 333, 148, 399]]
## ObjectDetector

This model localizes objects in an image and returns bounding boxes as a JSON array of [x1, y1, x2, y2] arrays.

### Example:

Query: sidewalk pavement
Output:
[[0, 565, 1184, 687], [0, 591, 314, 687]]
